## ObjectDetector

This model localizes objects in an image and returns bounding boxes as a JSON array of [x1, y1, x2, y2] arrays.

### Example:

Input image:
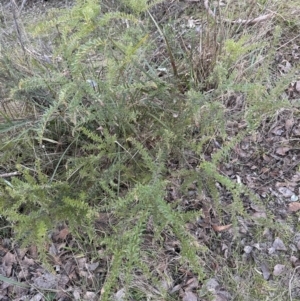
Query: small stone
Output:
[[205, 278, 219, 293], [244, 246, 253, 254], [290, 244, 297, 252], [291, 194, 299, 202], [115, 288, 125, 301], [273, 264, 285, 276], [73, 290, 81, 300], [83, 292, 96, 301], [253, 243, 261, 250], [268, 247, 276, 255], [183, 291, 198, 301], [273, 237, 287, 251], [278, 187, 294, 198], [290, 256, 298, 264]]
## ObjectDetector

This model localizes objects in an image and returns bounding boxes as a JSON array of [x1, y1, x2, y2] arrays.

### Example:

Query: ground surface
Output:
[[0, 1, 300, 301]]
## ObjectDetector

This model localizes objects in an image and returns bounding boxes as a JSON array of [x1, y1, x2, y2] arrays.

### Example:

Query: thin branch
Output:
[[289, 266, 300, 301], [19, 0, 28, 14], [203, 0, 274, 25], [10, 0, 29, 65], [0, 172, 21, 178]]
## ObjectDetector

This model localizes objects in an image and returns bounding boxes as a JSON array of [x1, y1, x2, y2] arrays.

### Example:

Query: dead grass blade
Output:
[[0, 274, 30, 288], [147, 9, 185, 93]]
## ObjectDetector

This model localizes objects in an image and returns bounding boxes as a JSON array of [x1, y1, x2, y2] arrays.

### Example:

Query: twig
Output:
[[19, 0, 28, 14], [203, 0, 274, 25], [0, 171, 20, 178], [276, 33, 300, 51], [289, 266, 300, 301], [10, 0, 29, 64], [147, 10, 179, 79]]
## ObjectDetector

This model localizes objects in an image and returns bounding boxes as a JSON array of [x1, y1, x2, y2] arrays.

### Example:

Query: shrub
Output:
[[0, 0, 294, 299]]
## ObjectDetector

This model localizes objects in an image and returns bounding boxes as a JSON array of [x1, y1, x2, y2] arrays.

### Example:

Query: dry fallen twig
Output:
[[289, 266, 300, 301], [0, 171, 21, 178], [203, 0, 274, 25]]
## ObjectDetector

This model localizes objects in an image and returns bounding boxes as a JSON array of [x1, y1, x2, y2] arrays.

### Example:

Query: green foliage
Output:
[[0, 0, 295, 299], [0, 162, 94, 247]]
